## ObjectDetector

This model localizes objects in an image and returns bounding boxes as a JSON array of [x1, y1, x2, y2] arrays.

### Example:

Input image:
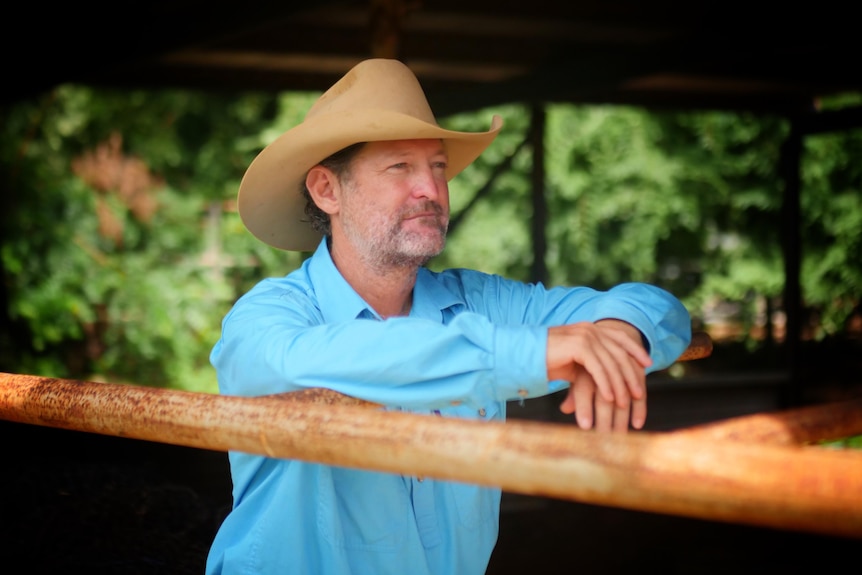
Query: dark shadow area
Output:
[[489, 494, 861, 574], [0, 422, 231, 574]]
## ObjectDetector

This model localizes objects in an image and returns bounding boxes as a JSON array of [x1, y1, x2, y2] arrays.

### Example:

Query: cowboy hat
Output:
[[237, 58, 504, 251]]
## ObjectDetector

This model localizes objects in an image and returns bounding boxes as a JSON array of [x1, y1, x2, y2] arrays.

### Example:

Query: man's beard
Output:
[[342, 200, 448, 270]]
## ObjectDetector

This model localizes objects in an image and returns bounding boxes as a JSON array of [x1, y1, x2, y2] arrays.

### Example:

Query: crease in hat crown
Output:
[[237, 58, 503, 252]]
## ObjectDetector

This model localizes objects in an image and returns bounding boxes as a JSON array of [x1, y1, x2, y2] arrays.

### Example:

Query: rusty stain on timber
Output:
[[272, 387, 379, 408]]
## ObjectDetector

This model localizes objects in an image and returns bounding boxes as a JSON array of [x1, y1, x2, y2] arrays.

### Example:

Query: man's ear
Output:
[[305, 166, 340, 215]]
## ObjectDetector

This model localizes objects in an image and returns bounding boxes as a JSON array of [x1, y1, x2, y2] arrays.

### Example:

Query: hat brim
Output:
[[238, 110, 503, 251]]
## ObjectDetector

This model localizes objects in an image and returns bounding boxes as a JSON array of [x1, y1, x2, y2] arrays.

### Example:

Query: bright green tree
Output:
[[799, 95, 862, 336], [0, 86, 283, 391]]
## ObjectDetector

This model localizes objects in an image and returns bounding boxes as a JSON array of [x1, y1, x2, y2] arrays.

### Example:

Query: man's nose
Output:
[[411, 167, 445, 200]]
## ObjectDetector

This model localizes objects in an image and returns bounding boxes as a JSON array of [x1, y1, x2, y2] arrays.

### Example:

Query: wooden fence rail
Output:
[[2, 357, 862, 539]]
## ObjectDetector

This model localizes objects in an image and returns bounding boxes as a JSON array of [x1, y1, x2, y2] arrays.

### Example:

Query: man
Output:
[[207, 58, 691, 574]]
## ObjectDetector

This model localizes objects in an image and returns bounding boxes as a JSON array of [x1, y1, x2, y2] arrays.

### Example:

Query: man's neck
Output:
[[329, 240, 418, 319]]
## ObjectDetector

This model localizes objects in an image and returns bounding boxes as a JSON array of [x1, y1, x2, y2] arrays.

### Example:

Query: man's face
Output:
[[336, 139, 450, 268]]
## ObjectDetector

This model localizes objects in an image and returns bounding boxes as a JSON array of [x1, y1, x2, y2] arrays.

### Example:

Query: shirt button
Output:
[[518, 389, 529, 398], [478, 408, 486, 417]]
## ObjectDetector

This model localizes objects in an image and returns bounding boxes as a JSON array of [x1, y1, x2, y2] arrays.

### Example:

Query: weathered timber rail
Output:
[[2, 362, 862, 539]]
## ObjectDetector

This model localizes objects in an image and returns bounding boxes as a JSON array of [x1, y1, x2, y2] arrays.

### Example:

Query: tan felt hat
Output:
[[237, 58, 503, 251]]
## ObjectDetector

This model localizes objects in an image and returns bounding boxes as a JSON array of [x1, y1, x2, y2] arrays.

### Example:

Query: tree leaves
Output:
[[1, 87, 859, 389]]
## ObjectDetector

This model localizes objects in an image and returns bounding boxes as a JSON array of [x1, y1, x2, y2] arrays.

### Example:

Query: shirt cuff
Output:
[[492, 324, 549, 400]]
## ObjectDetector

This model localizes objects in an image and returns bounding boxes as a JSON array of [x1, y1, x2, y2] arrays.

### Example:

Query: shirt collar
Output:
[[305, 238, 466, 322], [413, 267, 465, 319], [306, 239, 374, 323]]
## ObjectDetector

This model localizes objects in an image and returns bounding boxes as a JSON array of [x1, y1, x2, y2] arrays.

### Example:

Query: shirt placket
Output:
[[411, 408, 443, 548], [411, 475, 442, 549]]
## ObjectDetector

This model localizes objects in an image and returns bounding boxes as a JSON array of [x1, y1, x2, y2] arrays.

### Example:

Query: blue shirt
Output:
[[206, 239, 691, 575]]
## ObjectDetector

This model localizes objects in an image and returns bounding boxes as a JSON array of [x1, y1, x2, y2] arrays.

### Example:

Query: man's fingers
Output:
[[596, 320, 653, 368], [578, 324, 648, 407], [583, 338, 645, 408], [594, 398, 614, 432], [599, 324, 652, 404], [616, 349, 647, 401], [613, 402, 631, 432], [580, 351, 617, 404], [573, 375, 595, 429], [559, 386, 576, 415], [630, 395, 647, 430], [547, 321, 650, 411], [563, 369, 646, 432]]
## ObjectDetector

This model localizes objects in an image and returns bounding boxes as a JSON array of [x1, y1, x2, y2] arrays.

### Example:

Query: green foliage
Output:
[[820, 434, 862, 450], [799, 98, 862, 336], [1, 85, 860, 392], [0, 86, 283, 391], [432, 104, 534, 278], [544, 104, 698, 289], [434, 99, 859, 344], [639, 110, 791, 342]]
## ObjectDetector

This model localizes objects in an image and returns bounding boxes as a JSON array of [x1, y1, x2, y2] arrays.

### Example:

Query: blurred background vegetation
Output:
[[1, 87, 860, 393]]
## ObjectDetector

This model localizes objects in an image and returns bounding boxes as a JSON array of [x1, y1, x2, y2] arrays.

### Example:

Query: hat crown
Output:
[[306, 59, 438, 126]]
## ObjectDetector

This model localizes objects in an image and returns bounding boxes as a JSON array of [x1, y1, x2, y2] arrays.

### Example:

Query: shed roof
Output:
[[7, 1, 860, 118]]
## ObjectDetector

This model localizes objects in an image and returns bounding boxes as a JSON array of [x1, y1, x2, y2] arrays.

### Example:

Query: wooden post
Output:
[[779, 120, 802, 406], [529, 102, 548, 284], [370, 0, 405, 59]]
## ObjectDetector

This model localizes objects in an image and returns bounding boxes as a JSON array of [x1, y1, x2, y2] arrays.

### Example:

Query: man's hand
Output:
[[547, 320, 651, 432]]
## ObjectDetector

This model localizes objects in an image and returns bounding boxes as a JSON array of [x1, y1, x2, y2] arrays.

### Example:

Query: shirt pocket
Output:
[[318, 466, 409, 551], [447, 481, 501, 528]]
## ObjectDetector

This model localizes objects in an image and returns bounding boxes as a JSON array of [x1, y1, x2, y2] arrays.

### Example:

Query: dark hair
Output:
[[301, 142, 366, 236]]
